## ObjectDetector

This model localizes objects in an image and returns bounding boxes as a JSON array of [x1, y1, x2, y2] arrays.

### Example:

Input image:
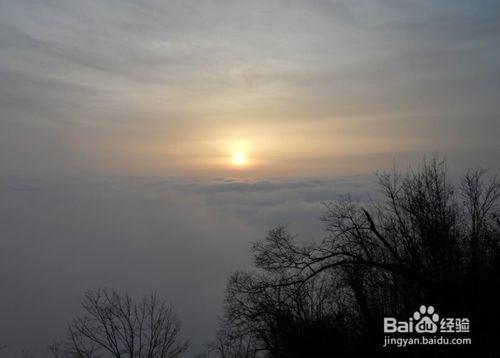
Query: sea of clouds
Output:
[[0, 174, 377, 355]]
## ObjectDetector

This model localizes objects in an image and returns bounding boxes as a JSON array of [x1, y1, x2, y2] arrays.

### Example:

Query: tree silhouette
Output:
[[50, 288, 188, 358], [203, 325, 260, 358], [214, 159, 499, 357]]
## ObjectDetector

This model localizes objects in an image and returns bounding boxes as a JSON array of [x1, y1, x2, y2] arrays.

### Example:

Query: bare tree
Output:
[[220, 159, 500, 356], [204, 325, 260, 358], [51, 288, 188, 358], [222, 269, 352, 357]]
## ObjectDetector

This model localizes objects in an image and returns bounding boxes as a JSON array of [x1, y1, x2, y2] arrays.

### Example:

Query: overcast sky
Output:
[[1, 0, 499, 177], [0, 0, 499, 356]]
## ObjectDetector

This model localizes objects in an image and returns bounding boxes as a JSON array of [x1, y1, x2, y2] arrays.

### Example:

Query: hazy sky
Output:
[[0, 0, 499, 356], [1, 0, 498, 177]]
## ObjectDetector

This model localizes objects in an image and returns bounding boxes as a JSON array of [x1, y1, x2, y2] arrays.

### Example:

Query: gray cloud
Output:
[[0, 174, 375, 355], [1, 0, 499, 176], [0, 1, 499, 355]]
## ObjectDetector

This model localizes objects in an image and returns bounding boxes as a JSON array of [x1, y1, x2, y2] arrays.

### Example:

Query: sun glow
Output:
[[232, 150, 248, 166]]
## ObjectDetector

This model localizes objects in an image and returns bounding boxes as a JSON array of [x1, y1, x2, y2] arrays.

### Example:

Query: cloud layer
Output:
[[0, 1, 499, 355], [1, 0, 499, 176], [0, 174, 376, 354]]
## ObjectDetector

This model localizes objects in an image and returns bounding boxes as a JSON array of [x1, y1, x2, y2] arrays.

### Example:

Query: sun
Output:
[[232, 150, 248, 166]]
